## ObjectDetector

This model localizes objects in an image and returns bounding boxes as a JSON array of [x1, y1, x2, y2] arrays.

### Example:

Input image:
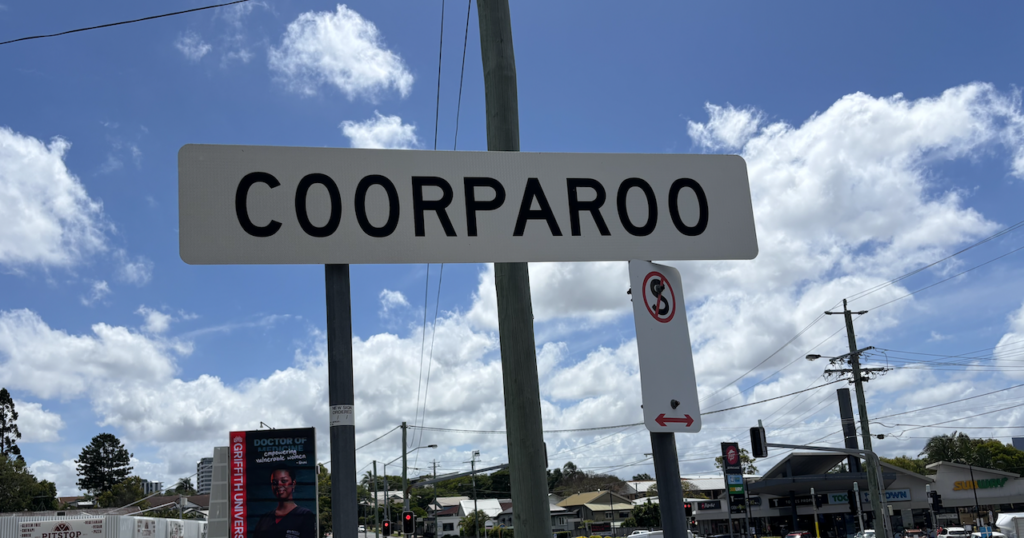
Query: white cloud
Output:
[[268, 5, 413, 100], [0, 309, 180, 400], [137, 305, 174, 334], [14, 399, 65, 442], [994, 302, 1024, 379], [29, 459, 79, 496], [116, 249, 154, 285], [688, 103, 764, 151], [81, 280, 111, 306], [0, 127, 108, 268], [379, 289, 410, 316], [176, 31, 212, 61], [341, 112, 419, 149]]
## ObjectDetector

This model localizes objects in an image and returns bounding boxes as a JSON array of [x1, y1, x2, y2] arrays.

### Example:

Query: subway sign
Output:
[[954, 478, 1009, 491]]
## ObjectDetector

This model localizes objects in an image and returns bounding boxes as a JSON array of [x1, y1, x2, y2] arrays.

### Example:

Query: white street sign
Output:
[[629, 259, 701, 432], [179, 145, 757, 264]]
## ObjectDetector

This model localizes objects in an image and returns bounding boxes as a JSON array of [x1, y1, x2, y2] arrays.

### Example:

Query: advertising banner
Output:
[[168, 521, 183, 538], [19, 519, 104, 538], [135, 519, 157, 538], [230, 427, 318, 538]]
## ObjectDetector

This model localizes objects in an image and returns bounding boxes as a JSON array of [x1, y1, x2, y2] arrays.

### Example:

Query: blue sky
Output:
[[3, 1, 1024, 496]]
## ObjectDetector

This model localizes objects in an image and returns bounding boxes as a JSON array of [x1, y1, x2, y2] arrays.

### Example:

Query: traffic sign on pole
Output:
[[179, 145, 757, 264], [629, 260, 701, 432]]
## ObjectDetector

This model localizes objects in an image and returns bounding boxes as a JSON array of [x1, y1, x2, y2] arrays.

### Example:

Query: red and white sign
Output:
[[629, 260, 701, 432], [641, 271, 676, 323], [726, 445, 740, 466], [230, 432, 247, 538]]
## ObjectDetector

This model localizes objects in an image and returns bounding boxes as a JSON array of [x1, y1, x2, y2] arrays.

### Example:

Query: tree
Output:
[[714, 448, 759, 474], [76, 433, 134, 495], [173, 477, 196, 495], [0, 388, 22, 460], [96, 476, 147, 509], [632, 473, 652, 481], [319, 463, 332, 538], [0, 454, 58, 512], [881, 456, 928, 475], [460, 510, 489, 537], [920, 432, 976, 464], [630, 499, 661, 528]]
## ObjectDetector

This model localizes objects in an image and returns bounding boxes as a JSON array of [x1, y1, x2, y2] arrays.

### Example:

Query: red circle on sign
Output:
[[641, 271, 675, 323], [726, 446, 739, 465]]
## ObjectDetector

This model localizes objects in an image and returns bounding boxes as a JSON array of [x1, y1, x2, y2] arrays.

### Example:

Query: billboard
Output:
[[230, 427, 318, 538], [135, 519, 157, 538], [19, 519, 104, 538]]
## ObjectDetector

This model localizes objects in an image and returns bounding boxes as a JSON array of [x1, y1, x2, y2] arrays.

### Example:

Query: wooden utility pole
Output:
[[476, 2, 553, 538]]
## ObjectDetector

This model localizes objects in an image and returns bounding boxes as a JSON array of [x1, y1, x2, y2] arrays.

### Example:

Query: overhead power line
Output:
[[356, 425, 401, 451], [0, 0, 250, 46]]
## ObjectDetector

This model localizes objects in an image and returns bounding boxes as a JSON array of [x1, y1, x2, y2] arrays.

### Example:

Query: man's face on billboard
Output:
[[270, 470, 295, 500]]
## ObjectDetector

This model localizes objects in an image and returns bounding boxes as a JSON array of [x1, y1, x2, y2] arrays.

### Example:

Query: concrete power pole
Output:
[[402, 422, 409, 513], [374, 461, 380, 538], [827, 299, 892, 538], [476, 3, 553, 538]]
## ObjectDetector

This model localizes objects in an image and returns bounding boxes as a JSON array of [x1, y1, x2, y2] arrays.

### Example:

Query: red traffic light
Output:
[[404, 514, 412, 521]]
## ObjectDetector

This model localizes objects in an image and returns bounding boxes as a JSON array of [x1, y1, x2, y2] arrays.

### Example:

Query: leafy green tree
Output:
[[714, 447, 758, 474], [647, 479, 703, 499], [547, 467, 563, 492], [488, 469, 512, 498], [319, 463, 332, 538], [920, 432, 975, 464], [632, 473, 652, 481], [973, 439, 1024, 472], [0, 454, 58, 511], [0, 388, 22, 460], [97, 476, 147, 509], [75, 433, 134, 495], [881, 456, 928, 475], [460, 510, 489, 537], [631, 499, 661, 528]]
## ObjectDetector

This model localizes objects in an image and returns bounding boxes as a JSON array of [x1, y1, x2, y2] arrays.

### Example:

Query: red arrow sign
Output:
[[655, 414, 694, 427]]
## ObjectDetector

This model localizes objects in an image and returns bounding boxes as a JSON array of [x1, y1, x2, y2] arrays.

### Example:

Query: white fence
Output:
[[0, 514, 206, 538]]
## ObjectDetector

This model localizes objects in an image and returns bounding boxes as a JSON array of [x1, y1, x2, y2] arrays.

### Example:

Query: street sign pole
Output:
[[326, 264, 356, 538], [651, 432, 687, 538]]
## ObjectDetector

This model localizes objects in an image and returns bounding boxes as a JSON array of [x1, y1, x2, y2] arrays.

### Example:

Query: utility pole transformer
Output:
[[476, 2, 553, 538]]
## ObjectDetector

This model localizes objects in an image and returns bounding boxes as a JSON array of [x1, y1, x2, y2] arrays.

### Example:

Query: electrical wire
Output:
[[357, 425, 401, 451], [1, 0, 250, 46], [704, 379, 846, 415], [414, 264, 445, 462], [865, 243, 1024, 312], [846, 217, 1024, 305], [452, 0, 472, 150], [432, 0, 445, 151]]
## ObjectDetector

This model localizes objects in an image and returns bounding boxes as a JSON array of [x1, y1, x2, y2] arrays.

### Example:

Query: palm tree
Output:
[[920, 432, 976, 464]]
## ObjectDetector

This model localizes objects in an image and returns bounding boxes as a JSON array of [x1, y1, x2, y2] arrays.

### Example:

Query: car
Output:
[[971, 533, 1007, 538], [854, 530, 876, 538], [358, 526, 366, 533], [905, 529, 927, 538], [939, 528, 971, 538]]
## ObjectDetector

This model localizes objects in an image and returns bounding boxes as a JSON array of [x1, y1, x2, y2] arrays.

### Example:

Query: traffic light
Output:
[[403, 512, 415, 534], [685, 502, 693, 518], [814, 495, 823, 509], [847, 490, 858, 514], [932, 492, 943, 511], [750, 426, 768, 458], [382, 521, 391, 536]]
